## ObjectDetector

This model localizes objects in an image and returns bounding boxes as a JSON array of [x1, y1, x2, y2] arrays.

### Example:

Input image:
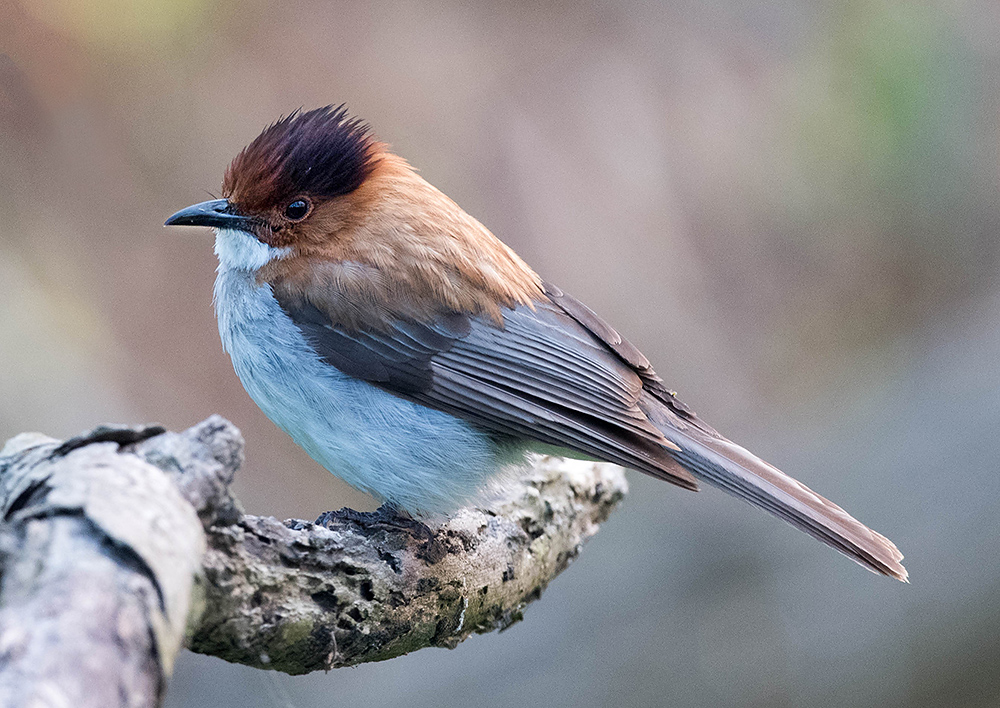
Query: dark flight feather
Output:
[[272, 288, 699, 489], [545, 286, 906, 580]]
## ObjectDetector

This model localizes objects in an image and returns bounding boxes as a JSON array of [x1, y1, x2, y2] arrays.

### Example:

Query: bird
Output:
[[165, 105, 906, 581]]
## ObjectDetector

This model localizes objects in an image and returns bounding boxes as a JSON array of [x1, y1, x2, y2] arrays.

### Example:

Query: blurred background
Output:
[[2, 0, 999, 705]]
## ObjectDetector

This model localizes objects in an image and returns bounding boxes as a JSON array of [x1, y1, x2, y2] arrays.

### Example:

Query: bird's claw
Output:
[[315, 503, 434, 539]]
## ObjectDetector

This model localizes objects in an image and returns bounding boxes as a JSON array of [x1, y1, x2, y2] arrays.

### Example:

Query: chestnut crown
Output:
[[222, 105, 381, 220]]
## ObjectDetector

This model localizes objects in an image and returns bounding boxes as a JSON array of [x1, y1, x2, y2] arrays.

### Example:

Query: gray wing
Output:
[[272, 287, 698, 489]]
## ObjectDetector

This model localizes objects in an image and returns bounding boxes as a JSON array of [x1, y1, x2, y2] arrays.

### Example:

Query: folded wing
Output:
[[273, 287, 698, 489]]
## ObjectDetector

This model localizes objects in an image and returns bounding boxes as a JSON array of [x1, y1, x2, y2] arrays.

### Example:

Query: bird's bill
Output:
[[164, 198, 256, 231]]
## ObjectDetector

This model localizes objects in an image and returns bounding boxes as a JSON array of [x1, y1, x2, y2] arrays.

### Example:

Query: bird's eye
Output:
[[284, 199, 310, 221]]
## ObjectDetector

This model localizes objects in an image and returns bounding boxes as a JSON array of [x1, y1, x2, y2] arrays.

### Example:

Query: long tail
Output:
[[643, 396, 907, 581]]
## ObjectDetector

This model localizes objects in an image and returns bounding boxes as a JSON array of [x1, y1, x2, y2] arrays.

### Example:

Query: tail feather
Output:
[[644, 399, 907, 581]]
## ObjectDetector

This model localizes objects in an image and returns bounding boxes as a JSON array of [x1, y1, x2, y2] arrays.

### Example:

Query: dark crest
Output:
[[223, 105, 380, 211]]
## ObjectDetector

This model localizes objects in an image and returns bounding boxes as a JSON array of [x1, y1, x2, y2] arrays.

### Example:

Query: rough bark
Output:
[[0, 416, 627, 701], [0, 424, 205, 708]]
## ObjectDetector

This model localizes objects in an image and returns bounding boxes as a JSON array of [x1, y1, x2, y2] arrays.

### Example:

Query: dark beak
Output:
[[164, 199, 257, 231]]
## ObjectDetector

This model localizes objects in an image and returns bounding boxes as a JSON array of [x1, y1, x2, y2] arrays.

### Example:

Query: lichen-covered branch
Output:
[[0, 417, 627, 697], [183, 453, 627, 673]]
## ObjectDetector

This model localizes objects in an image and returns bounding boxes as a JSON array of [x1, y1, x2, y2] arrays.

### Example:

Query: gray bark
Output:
[[0, 417, 627, 704]]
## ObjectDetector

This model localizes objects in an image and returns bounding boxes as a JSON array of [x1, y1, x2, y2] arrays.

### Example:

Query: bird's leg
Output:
[[314, 503, 434, 539]]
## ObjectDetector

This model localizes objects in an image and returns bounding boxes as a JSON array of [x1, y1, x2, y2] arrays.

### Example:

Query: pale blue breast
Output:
[[212, 262, 526, 513]]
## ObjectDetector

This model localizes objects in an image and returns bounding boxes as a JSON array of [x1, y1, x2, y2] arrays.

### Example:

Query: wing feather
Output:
[[272, 287, 697, 489]]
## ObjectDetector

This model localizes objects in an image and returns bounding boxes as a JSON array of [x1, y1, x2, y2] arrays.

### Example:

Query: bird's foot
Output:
[[314, 503, 434, 540]]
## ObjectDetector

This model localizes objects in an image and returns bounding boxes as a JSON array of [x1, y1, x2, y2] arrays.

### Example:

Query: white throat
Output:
[[214, 228, 291, 271]]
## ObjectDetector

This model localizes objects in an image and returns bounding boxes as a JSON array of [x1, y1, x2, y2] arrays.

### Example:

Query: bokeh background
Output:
[[3, 0, 999, 705]]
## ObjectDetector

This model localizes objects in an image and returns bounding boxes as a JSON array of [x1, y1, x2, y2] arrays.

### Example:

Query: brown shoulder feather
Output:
[[261, 154, 544, 328]]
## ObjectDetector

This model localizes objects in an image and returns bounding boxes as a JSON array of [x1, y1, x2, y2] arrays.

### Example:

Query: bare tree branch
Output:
[[0, 417, 628, 703], [0, 424, 203, 708]]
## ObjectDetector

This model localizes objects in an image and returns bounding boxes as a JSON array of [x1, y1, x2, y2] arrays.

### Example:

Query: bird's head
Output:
[[165, 105, 385, 269], [166, 105, 542, 318]]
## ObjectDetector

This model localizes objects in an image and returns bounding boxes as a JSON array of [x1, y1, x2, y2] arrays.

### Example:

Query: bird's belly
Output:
[[213, 267, 527, 513]]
